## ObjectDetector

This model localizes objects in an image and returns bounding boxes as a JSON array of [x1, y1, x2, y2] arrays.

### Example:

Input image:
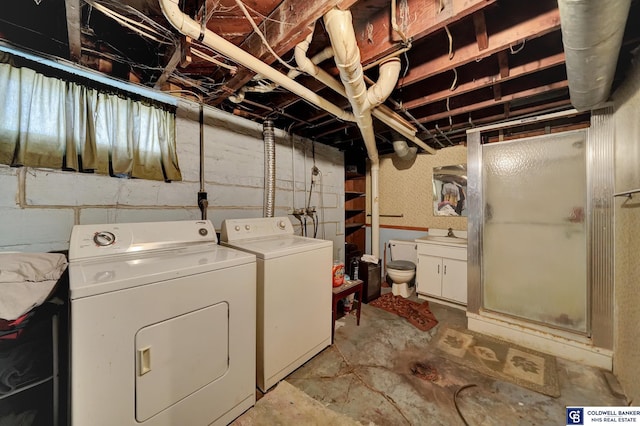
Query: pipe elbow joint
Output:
[[228, 89, 246, 103], [367, 57, 401, 107], [159, 0, 186, 32]]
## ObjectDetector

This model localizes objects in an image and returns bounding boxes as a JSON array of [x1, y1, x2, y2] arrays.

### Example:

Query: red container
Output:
[[332, 262, 344, 287]]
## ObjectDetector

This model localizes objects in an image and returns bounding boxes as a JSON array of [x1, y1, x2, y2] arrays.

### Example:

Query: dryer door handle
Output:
[[138, 346, 152, 376]]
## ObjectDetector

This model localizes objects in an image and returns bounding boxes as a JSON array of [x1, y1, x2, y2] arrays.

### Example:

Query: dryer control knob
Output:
[[235, 225, 241, 231], [278, 220, 286, 230], [245, 225, 251, 231], [93, 231, 116, 247]]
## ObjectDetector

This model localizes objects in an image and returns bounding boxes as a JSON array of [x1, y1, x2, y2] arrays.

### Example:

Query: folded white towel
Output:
[[361, 254, 379, 264], [0, 253, 67, 320]]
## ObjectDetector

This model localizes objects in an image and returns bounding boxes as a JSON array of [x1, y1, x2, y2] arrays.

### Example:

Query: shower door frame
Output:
[[467, 107, 614, 350]]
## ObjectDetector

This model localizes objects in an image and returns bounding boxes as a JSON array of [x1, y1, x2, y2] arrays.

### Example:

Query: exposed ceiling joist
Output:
[[64, 0, 83, 61], [1, 0, 636, 153]]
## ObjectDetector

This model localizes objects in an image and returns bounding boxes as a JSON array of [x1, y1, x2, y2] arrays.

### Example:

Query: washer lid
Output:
[[223, 235, 332, 260], [69, 244, 255, 299]]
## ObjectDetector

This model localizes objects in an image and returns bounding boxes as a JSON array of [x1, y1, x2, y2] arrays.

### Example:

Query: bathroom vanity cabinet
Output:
[[415, 239, 467, 307]]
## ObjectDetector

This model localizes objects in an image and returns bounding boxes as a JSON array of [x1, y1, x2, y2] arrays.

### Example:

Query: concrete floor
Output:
[[282, 294, 626, 426]]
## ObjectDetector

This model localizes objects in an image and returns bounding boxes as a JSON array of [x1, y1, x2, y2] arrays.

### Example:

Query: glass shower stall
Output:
[[466, 108, 614, 359]]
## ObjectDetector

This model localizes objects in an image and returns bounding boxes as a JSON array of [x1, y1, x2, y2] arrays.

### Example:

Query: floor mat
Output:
[[369, 293, 438, 332], [231, 381, 365, 426], [435, 327, 561, 397]]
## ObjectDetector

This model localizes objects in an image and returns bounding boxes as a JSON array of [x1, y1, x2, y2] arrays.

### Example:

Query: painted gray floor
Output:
[[283, 296, 625, 426]]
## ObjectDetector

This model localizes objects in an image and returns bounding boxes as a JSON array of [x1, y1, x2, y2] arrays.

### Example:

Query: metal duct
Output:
[[558, 0, 632, 111], [263, 120, 276, 217]]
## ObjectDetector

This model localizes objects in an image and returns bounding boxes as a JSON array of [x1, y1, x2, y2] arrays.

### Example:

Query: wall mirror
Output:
[[433, 164, 467, 216]]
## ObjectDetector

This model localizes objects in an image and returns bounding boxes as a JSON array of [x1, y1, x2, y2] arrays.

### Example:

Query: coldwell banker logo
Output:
[[567, 407, 584, 425]]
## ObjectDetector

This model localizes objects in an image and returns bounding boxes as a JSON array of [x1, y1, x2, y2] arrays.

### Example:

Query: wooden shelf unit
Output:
[[344, 173, 366, 254]]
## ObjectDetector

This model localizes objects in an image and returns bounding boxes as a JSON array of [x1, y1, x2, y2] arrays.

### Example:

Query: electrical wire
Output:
[[228, 2, 296, 26], [191, 48, 238, 72], [454, 384, 477, 426], [450, 67, 458, 91], [444, 25, 454, 60], [84, 0, 176, 47], [233, 0, 298, 72], [510, 39, 526, 54], [317, 170, 326, 239]]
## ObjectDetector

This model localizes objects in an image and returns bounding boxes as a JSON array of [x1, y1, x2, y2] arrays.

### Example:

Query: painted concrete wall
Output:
[[611, 57, 640, 403], [365, 145, 467, 255], [0, 100, 345, 260]]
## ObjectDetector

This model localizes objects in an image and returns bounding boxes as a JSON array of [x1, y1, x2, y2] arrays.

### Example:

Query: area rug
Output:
[[435, 327, 561, 397], [231, 381, 364, 426], [369, 293, 438, 332]]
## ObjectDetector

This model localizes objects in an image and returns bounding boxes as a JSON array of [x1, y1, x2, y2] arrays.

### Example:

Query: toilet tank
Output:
[[388, 240, 418, 264]]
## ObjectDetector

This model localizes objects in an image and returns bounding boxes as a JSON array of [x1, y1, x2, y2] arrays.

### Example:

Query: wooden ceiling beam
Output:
[[418, 79, 568, 123], [430, 98, 573, 134], [402, 51, 564, 109], [64, 0, 82, 62], [497, 50, 509, 78], [400, 5, 560, 88], [154, 48, 181, 89], [493, 83, 502, 101], [473, 11, 488, 51], [211, 0, 343, 105], [354, 0, 497, 64]]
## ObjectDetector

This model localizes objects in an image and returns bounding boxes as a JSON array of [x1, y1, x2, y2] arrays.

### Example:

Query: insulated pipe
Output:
[[263, 120, 276, 217], [158, 0, 355, 123], [557, 0, 631, 110], [324, 8, 400, 258]]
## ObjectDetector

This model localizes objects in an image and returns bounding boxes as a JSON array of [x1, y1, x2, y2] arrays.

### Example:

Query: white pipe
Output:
[[158, 0, 356, 123], [367, 58, 401, 107], [294, 34, 347, 96], [324, 8, 400, 258], [293, 30, 437, 155], [393, 140, 417, 160], [229, 46, 336, 103]]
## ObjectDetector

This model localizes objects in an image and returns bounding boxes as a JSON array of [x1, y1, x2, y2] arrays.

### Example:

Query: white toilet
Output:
[[386, 240, 417, 298]]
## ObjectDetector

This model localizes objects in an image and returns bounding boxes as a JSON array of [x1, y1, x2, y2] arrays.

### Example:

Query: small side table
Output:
[[331, 279, 363, 344]]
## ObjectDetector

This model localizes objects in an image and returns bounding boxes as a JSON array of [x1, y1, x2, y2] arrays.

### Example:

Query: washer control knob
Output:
[[245, 225, 251, 231], [235, 225, 241, 231], [278, 220, 286, 230], [93, 231, 116, 247], [198, 228, 208, 236]]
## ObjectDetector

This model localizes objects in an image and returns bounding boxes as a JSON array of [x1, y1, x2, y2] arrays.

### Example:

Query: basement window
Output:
[[0, 53, 181, 182]]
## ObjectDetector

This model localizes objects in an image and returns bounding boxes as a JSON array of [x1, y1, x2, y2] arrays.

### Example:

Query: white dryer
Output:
[[220, 217, 332, 392], [68, 220, 256, 426]]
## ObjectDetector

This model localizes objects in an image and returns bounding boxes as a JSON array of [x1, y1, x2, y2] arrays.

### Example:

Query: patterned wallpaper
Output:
[[611, 58, 640, 402], [366, 145, 467, 231]]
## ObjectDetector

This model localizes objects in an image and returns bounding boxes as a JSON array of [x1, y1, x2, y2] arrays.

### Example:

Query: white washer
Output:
[[220, 217, 332, 392], [68, 220, 256, 426]]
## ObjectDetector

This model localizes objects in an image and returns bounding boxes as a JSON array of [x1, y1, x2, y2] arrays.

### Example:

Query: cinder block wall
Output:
[[0, 100, 345, 259]]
